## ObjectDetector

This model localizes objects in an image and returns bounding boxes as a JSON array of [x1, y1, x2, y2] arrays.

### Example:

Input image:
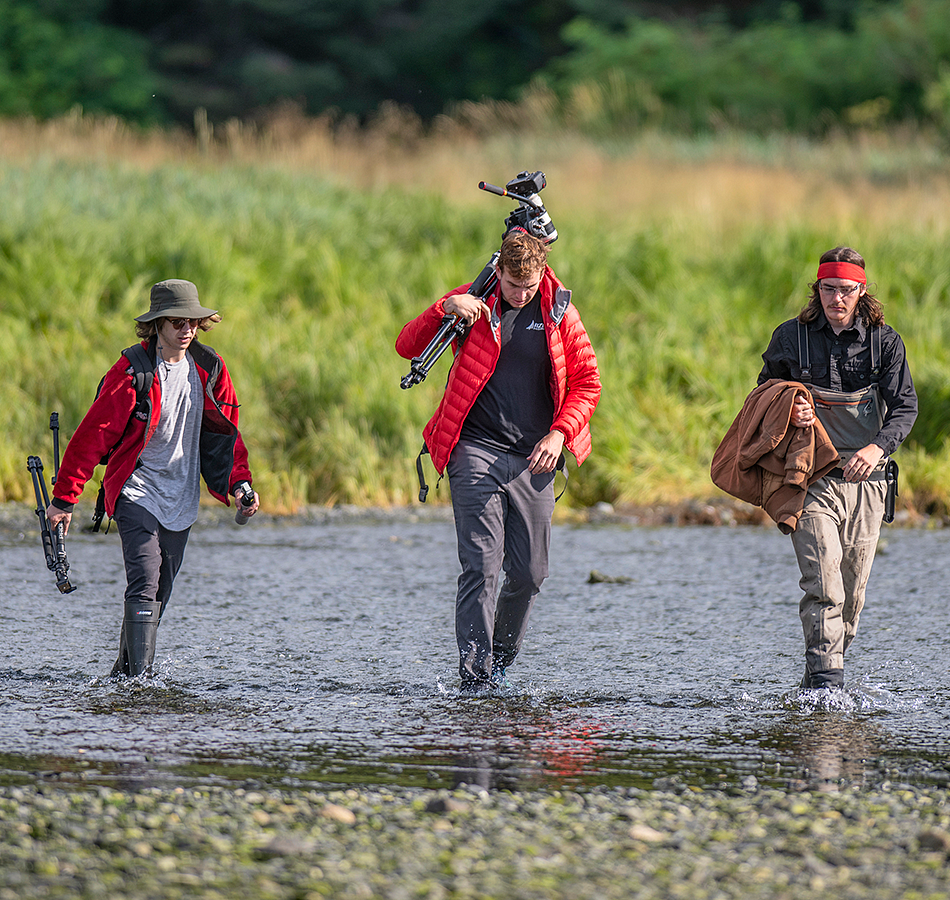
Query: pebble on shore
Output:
[[1, 781, 949, 899]]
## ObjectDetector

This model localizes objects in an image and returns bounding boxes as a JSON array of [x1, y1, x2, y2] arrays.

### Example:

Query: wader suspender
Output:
[[797, 321, 897, 521], [797, 321, 811, 381], [796, 321, 881, 383]]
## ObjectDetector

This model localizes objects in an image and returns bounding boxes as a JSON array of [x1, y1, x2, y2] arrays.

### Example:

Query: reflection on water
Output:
[[778, 708, 883, 790], [1, 515, 950, 793]]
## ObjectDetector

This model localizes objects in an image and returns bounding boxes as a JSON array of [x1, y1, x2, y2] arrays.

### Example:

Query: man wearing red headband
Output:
[[758, 247, 917, 691]]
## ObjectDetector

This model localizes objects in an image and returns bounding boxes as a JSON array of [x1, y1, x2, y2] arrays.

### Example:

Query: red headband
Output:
[[816, 261, 866, 284]]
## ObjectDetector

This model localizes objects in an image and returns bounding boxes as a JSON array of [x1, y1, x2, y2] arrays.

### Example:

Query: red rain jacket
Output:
[[52, 339, 252, 517]]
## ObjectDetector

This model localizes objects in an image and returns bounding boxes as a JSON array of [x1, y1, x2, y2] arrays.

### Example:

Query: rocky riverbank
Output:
[[0, 495, 939, 539], [2, 781, 950, 899]]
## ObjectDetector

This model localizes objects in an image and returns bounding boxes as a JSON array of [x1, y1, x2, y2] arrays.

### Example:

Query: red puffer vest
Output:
[[396, 267, 601, 474]]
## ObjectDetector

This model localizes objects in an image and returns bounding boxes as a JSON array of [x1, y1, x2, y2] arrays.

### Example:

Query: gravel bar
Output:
[[2, 782, 950, 899]]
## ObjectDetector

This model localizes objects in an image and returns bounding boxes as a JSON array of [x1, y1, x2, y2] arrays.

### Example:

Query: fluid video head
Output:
[[478, 170, 558, 244]]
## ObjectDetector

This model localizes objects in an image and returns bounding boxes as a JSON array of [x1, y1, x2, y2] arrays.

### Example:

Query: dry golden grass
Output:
[[4, 104, 950, 238]]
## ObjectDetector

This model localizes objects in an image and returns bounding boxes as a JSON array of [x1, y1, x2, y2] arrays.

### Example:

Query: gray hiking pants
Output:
[[790, 470, 886, 676], [447, 440, 556, 685]]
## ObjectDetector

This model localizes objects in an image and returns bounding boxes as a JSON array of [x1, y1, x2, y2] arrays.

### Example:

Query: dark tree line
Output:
[[1, 1, 945, 131]]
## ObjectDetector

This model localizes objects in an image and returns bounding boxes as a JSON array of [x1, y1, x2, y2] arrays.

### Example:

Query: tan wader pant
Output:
[[790, 470, 886, 677]]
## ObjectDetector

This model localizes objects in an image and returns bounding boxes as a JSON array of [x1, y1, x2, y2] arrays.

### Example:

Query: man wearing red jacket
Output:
[[47, 279, 259, 678], [396, 231, 600, 693]]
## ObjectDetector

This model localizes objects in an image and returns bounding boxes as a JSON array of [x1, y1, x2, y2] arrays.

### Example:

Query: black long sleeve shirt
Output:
[[757, 313, 917, 457]]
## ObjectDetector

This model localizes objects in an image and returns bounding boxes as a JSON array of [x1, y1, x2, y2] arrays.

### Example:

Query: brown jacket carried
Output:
[[711, 379, 839, 533]]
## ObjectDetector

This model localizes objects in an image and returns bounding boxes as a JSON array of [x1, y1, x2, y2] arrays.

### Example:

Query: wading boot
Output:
[[799, 668, 845, 691], [111, 600, 162, 678]]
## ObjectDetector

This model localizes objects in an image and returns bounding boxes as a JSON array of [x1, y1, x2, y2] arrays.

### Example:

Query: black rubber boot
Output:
[[111, 600, 162, 678], [800, 668, 845, 691]]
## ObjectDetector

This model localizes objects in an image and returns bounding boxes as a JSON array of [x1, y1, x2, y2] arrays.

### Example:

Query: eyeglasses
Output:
[[166, 317, 201, 331], [818, 282, 861, 299]]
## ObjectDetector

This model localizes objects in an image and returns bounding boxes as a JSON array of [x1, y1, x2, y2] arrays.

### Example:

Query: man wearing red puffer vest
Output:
[[397, 231, 601, 693]]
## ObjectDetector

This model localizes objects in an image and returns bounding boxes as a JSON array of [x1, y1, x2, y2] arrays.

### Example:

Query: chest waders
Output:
[[794, 322, 892, 690], [798, 323, 898, 521]]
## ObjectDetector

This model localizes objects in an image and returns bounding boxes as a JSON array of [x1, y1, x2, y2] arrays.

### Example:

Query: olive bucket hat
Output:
[[135, 279, 218, 323]]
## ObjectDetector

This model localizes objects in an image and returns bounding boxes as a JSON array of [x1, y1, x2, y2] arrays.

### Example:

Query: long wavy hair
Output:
[[798, 246, 884, 326]]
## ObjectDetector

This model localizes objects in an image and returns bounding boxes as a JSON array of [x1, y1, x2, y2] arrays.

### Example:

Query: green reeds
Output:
[[3, 116, 950, 516]]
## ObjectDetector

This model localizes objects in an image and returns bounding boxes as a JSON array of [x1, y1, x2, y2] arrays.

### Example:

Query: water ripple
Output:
[[2, 521, 949, 792]]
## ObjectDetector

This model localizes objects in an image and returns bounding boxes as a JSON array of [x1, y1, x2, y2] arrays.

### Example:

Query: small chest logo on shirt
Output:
[[525, 321, 545, 331]]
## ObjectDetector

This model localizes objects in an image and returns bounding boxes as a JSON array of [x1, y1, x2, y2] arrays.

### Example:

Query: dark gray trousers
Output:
[[447, 440, 555, 685], [112, 496, 191, 675]]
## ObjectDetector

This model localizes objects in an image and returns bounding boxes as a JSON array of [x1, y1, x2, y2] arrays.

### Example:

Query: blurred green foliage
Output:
[[100, 0, 603, 123], [540, 0, 950, 134], [5, 0, 950, 134], [0, 0, 156, 121], [3, 149, 950, 516]]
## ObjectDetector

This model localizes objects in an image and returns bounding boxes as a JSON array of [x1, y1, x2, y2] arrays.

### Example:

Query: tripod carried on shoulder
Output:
[[399, 171, 558, 391]]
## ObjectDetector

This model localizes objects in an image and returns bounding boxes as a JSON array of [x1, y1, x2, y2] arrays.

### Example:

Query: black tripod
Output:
[[27, 412, 76, 593]]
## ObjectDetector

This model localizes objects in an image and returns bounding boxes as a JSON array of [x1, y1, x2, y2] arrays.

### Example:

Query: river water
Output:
[[1, 510, 948, 793]]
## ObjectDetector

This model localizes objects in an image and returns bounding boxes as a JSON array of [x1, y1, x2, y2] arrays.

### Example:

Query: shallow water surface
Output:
[[1, 514, 948, 792]]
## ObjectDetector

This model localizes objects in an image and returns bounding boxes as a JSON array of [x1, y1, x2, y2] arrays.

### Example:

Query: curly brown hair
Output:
[[134, 314, 222, 340], [799, 246, 884, 327], [497, 230, 550, 279]]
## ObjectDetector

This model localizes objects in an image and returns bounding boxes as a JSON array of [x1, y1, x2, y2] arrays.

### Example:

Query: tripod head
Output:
[[478, 171, 558, 244]]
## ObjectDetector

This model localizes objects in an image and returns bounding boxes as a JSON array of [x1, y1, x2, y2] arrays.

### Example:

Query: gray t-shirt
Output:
[[121, 353, 203, 531]]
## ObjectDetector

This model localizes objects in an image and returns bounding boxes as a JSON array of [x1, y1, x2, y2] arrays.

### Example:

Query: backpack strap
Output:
[[551, 287, 571, 325], [554, 453, 569, 502], [549, 289, 572, 501], [122, 341, 155, 404], [415, 443, 440, 502], [92, 340, 158, 532]]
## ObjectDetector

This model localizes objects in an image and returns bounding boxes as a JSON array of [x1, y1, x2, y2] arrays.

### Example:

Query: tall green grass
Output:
[[3, 121, 950, 516]]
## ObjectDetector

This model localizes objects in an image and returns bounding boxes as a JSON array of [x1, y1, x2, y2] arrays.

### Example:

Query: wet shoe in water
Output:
[[459, 679, 491, 697], [799, 668, 845, 691], [489, 667, 509, 689]]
